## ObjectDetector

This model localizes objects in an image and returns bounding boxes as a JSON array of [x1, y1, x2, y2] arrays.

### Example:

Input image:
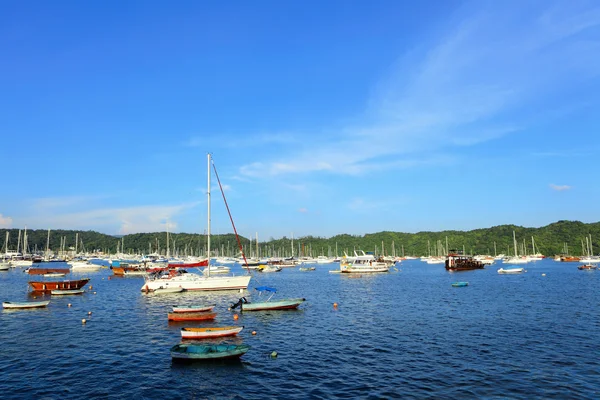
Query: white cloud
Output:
[[19, 197, 200, 234], [549, 184, 572, 191], [230, 2, 600, 179], [0, 214, 13, 228]]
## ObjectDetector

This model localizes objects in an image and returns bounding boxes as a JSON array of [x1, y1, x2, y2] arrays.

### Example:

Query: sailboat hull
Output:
[[142, 274, 250, 292]]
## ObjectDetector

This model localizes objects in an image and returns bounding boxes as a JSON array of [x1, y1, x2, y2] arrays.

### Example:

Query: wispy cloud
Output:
[[549, 184, 572, 191], [0, 214, 13, 228], [225, 1, 600, 178], [20, 196, 199, 234], [298, 208, 308, 213]]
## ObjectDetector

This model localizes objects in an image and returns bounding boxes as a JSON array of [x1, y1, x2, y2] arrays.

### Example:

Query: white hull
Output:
[[498, 268, 525, 274], [69, 262, 103, 271], [503, 257, 529, 264], [10, 260, 33, 268], [142, 273, 251, 292]]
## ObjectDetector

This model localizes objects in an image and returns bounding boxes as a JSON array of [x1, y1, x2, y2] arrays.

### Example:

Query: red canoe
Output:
[[168, 312, 217, 322], [28, 278, 90, 293], [27, 268, 71, 275]]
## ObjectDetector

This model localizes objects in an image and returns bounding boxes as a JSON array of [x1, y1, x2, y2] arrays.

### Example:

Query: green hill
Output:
[[1, 220, 598, 257]]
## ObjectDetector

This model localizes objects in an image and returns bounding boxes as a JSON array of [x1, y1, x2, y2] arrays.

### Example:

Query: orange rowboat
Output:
[[181, 326, 243, 339], [167, 312, 217, 322], [28, 278, 90, 293]]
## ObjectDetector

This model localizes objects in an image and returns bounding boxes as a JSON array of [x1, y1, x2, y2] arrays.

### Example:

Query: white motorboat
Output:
[[497, 267, 525, 274], [340, 251, 390, 273]]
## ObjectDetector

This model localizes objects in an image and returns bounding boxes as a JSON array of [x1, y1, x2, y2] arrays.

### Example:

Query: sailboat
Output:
[[503, 231, 529, 264], [141, 154, 251, 292]]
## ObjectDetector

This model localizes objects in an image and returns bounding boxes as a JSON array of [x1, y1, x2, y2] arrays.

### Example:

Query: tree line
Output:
[[1, 220, 599, 257]]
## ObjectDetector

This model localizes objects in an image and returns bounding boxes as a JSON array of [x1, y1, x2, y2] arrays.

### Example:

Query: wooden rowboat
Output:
[[26, 267, 70, 275], [51, 289, 86, 295], [172, 304, 216, 313], [168, 311, 217, 322], [181, 326, 244, 339], [170, 343, 250, 361], [28, 278, 90, 293], [3, 300, 50, 309]]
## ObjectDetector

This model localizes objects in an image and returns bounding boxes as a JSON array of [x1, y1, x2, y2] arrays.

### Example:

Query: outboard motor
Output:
[[229, 297, 249, 310]]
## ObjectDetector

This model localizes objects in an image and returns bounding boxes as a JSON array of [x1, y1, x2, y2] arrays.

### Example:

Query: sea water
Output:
[[0, 259, 598, 399]]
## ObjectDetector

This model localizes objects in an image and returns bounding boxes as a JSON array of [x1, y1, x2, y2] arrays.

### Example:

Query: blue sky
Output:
[[1, 0, 599, 240]]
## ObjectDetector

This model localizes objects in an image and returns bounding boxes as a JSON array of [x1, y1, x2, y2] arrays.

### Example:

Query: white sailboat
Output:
[[142, 153, 251, 292], [503, 231, 529, 264]]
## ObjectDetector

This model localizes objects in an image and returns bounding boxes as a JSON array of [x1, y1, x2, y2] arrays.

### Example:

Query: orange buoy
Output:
[[252, 331, 257, 335], [333, 302, 338, 308], [233, 314, 239, 320]]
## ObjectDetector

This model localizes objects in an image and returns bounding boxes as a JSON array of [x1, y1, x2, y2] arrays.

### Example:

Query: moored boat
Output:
[[170, 343, 250, 361], [497, 267, 525, 274], [445, 252, 485, 271], [26, 267, 70, 275], [578, 264, 597, 270], [28, 278, 90, 293], [51, 288, 86, 295], [168, 311, 217, 321], [3, 300, 50, 309], [181, 326, 244, 339], [451, 281, 469, 287], [172, 304, 216, 313], [229, 286, 305, 312], [340, 250, 390, 273]]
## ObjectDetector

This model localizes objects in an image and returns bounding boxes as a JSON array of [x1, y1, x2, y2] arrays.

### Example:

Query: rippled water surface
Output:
[[1, 259, 599, 399]]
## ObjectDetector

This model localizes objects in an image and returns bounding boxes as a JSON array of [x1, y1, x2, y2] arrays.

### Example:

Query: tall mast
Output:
[[17, 229, 21, 255], [207, 153, 211, 275], [291, 232, 294, 258], [23, 226, 28, 256], [46, 229, 50, 260], [513, 231, 518, 257], [166, 221, 170, 259]]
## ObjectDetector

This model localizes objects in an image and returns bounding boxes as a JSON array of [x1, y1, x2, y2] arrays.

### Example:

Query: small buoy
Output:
[[270, 351, 278, 358], [88, 311, 92, 315], [93, 292, 97, 294], [233, 314, 239, 320], [542, 273, 546, 276], [89, 286, 93, 290], [68, 303, 72, 307], [81, 319, 87, 324], [333, 302, 338, 308], [252, 331, 257, 335]]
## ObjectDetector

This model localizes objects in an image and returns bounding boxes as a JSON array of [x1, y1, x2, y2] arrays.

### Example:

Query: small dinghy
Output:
[[497, 268, 525, 274], [168, 311, 217, 322], [181, 326, 244, 339], [51, 289, 85, 295], [3, 300, 50, 309], [170, 343, 250, 361], [451, 282, 469, 287], [172, 304, 216, 313], [229, 286, 305, 312]]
